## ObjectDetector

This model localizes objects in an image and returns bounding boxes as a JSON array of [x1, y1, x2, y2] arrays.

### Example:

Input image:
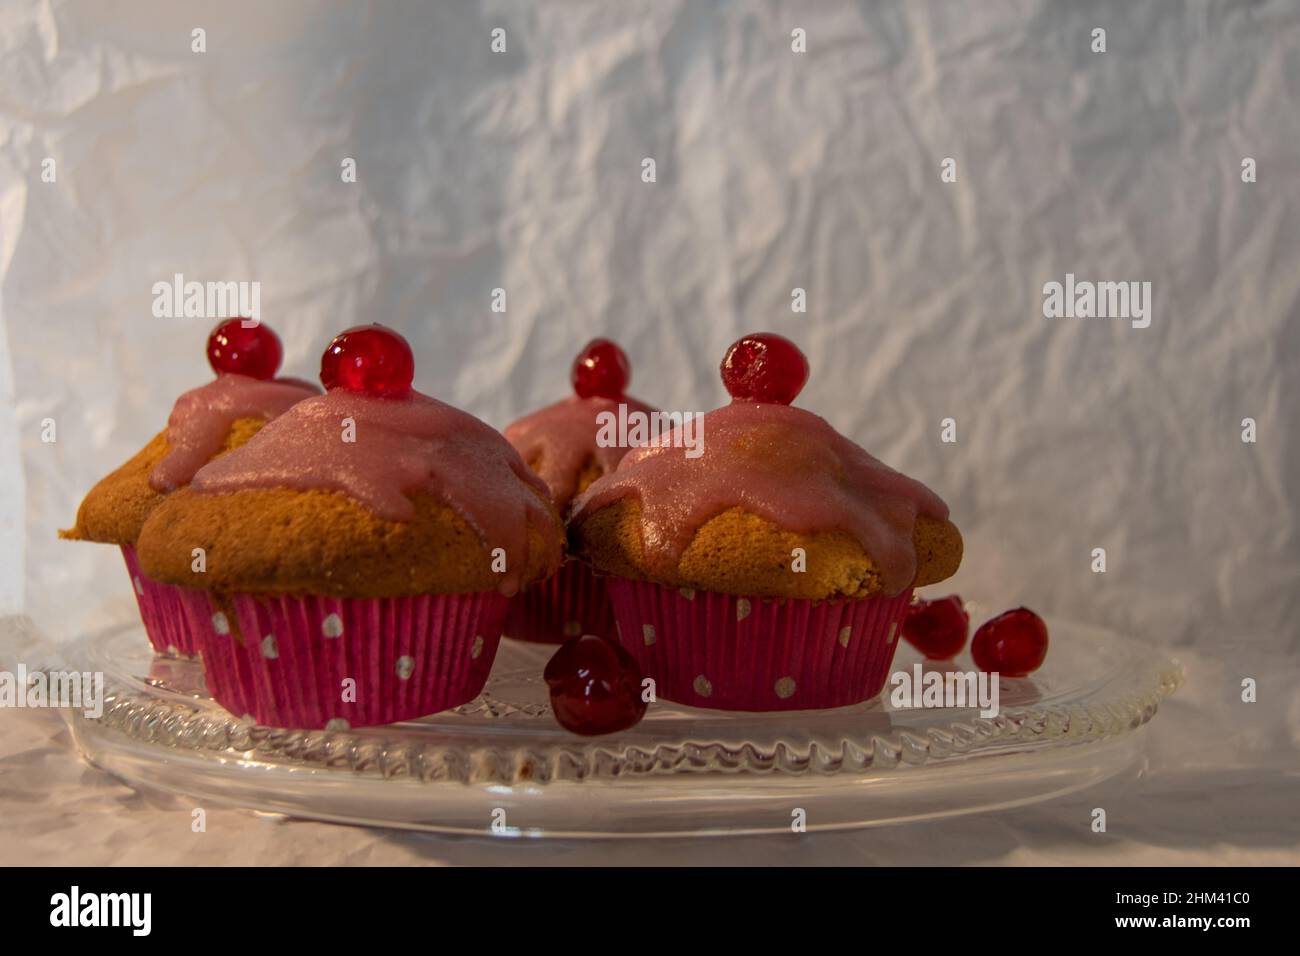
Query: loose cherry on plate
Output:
[[319, 324, 415, 397], [571, 338, 630, 400], [544, 634, 647, 736], [971, 607, 1049, 677], [901, 595, 969, 659], [207, 319, 283, 380], [720, 332, 809, 405]]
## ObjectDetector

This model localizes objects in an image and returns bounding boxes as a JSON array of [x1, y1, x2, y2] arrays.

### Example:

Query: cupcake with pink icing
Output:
[[136, 324, 564, 729], [61, 319, 318, 656], [568, 333, 963, 711], [502, 339, 658, 643]]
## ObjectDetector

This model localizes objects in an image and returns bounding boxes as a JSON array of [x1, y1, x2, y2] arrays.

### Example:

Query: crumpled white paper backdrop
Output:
[[2, 0, 1298, 656]]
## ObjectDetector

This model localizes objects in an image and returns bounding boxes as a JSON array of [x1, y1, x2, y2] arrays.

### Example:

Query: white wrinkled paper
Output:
[[5, 0, 1296, 649]]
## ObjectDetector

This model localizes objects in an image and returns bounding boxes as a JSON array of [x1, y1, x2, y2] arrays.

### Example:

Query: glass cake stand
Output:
[[62, 608, 1183, 838]]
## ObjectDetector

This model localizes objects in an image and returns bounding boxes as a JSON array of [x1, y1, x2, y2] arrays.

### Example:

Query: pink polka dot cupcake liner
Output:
[[502, 558, 616, 644], [121, 545, 201, 658], [605, 578, 913, 711], [177, 589, 509, 730]]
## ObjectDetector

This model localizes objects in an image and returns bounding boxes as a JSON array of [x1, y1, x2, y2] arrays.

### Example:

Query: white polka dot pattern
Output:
[[321, 613, 343, 638], [736, 598, 752, 621], [693, 674, 713, 697], [470, 635, 485, 659], [133, 576, 145, 596], [211, 612, 230, 635], [396, 655, 414, 679], [838, 626, 852, 647], [259, 634, 278, 659], [774, 676, 797, 699], [642, 623, 656, 646]]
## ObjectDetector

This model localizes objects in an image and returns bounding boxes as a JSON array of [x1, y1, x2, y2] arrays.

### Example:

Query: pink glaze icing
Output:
[[149, 374, 320, 493], [570, 401, 951, 596], [189, 389, 559, 596], [503, 394, 658, 513]]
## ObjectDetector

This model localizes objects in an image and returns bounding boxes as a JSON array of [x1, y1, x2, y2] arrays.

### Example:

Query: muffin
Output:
[[60, 320, 318, 656], [136, 324, 564, 729], [568, 333, 962, 711], [501, 339, 659, 643]]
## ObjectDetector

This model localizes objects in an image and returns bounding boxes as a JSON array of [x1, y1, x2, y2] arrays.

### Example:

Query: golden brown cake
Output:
[[565, 332, 963, 711], [500, 338, 660, 643], [61, 416, 265, 546], [59, 319, 318, 657], [139, 487, 559, 598], [571, 498, 961, 601], [134, 324, 565, 730]]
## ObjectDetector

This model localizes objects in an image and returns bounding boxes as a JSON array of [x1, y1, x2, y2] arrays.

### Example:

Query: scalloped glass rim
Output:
[[63, 612, 1183, 837]]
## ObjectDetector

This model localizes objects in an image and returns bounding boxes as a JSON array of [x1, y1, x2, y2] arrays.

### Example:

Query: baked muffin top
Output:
[[61, 321, 317, 546], [504, 339, 657, 515], [137, 326, 563, 598], [568, 333, 961, 600]]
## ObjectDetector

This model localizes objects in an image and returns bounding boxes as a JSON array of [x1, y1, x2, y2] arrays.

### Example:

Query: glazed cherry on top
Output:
[[207, 319, 283, 380], [720, 332, 809, 405], [319, 324, 415, 397], [571, 338, 631, 400]]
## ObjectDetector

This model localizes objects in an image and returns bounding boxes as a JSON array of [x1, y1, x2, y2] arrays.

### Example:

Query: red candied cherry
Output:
[[901, 595, 969, 659], [544, 634, 647, 736], [206, 318, 282, 380], [571, 338, 631, 400], [319, 324, 415, 397], [971, 607, 1049, 677], [720, 332, 809, 404]]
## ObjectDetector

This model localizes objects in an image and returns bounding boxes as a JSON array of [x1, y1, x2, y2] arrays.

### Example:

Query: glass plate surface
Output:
[[63, 610, 1183, 838]]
